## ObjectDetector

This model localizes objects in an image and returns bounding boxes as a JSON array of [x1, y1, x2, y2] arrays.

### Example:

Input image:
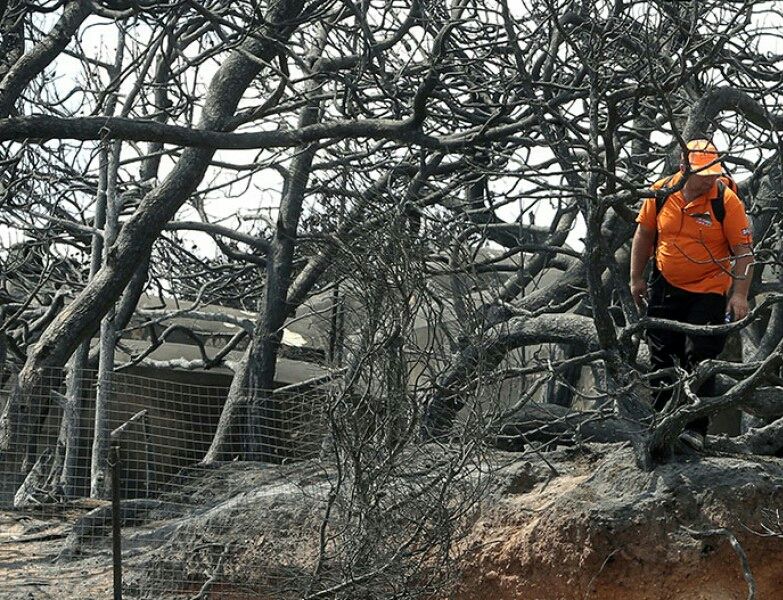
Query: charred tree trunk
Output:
[[202, 347, 251, 463], [8, 0, 307, 477], [544, 343, 586, 408], [246, 94, 321, 462], [91, 139, 122, 499], [0, 0, 91, 118], [59, 162, 107, 496]]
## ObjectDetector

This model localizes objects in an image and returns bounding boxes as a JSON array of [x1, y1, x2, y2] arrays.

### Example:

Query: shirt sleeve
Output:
[[722, 190, 752, 248], [637, 178, 669, 230], [635, 197, 657, 230]]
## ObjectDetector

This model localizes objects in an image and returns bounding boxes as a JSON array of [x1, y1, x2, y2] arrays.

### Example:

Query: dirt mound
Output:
[[4, 445, 783, 599], [132, 444, 783, 599], [459, 444, 783, 600], [133, 469, 329, 597]]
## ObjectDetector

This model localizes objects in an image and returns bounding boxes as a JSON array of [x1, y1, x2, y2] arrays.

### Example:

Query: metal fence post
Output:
[[107, 408, 146, 600], [110, 441, 122, 600]]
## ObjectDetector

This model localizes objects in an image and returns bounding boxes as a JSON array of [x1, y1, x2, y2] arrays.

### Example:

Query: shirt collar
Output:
[[668, 171, 716, 208]]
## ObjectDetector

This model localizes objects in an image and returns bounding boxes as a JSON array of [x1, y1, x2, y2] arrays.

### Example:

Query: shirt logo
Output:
[[688, 212, 713, 227]]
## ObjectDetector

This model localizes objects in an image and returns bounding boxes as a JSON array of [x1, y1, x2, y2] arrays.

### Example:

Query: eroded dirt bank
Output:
[[458, 445, 783, 600], [2, 444, 782, 599]]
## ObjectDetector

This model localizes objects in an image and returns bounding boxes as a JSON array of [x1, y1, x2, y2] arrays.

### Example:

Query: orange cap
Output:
[[685, 139, 723, 176]]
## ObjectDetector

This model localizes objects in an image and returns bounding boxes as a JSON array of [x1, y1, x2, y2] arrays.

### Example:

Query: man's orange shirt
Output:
[[636, 172, 752, 295]]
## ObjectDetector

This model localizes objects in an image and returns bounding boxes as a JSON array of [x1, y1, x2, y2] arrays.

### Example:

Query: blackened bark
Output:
[[420, 313, 600, 441], [246, 94, 321, 462], [10, 0, 307, 474], [202, 347, 251, 464], [545, 343, 587, 408], [0, 0, 92, 117]]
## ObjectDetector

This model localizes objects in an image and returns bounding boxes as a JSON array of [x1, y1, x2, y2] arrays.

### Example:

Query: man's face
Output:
[[681, 168, 719, 197]]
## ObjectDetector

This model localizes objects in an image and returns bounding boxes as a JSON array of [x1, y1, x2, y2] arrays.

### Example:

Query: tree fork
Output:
[[9, 0, 308, 476]]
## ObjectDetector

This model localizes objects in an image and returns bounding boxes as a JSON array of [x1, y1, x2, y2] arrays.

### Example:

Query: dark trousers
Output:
[[646, 271, 727, 436]]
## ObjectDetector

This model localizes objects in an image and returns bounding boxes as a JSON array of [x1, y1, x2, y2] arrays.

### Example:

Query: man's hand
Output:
[[631, 278, 648, 309], [726, 293, 749, 321]]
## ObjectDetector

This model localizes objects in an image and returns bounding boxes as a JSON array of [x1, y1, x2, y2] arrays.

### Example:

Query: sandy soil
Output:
[[0, 507, 114, 600]]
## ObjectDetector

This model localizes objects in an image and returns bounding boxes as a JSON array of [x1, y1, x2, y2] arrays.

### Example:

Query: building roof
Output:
[[124, 248, 567, 383], [115, 338, 327, 384]]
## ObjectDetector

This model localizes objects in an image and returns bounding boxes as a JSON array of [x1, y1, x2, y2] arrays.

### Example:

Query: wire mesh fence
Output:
[[0, 363, 491, 600], [0, 366, 330, 505], [0, 364, 340, 598]]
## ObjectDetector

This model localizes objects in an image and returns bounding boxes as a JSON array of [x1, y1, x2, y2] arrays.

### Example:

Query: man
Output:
[[630, 139, 754, 450]]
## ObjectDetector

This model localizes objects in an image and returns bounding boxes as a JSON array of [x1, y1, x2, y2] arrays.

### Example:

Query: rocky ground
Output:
[[1, 443, 782, 599]]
